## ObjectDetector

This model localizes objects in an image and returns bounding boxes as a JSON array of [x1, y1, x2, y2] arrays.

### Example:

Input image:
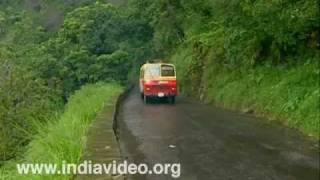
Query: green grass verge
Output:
[[172, 45, 319, 137], [204, 63, 319, 136], [0, 83, 122, 180]]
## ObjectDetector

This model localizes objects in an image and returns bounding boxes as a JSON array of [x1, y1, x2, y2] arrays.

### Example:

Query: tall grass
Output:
[[204, 62, 319, 136], [172, 45, 319, 137], [0, 83, 122, 180]]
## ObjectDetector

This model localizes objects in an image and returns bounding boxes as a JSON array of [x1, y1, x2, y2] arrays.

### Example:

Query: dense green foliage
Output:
[[127, 0, 319, 62], [172, 46, 319, 135], [0, 1, 77, 165], [45, 2, 151, 96], [0, 0, 319, 173], [0, 56, 61, 162], [1, 83, 122, 179], [0, 0, 150, 165], [126, 0, 319, 135]]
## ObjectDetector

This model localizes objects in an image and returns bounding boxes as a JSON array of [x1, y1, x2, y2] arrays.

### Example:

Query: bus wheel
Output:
[[169, 96, 175, 104], [144, 95, 150, 104]]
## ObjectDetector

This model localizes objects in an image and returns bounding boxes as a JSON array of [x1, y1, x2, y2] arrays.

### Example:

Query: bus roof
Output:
[[141, 63, 175, 70]]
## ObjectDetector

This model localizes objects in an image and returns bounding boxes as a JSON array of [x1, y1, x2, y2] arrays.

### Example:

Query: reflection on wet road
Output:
[[117, 87, 319, 180]]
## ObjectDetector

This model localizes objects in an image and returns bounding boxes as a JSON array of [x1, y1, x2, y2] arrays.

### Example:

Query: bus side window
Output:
[[140, 69, 144, 79]]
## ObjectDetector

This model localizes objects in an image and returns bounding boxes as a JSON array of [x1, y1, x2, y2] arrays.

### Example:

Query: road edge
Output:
[[112, 85, 134, 180], [113, 85, 134, 142], [75, 86, 127, 180]]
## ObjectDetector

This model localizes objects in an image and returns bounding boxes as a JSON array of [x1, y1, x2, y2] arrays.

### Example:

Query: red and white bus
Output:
[[140, 62, 177, 104]]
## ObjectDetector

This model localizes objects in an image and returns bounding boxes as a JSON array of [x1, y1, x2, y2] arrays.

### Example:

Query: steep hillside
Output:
[[0, 1, 150, 166], [126, 0, 320, 136]]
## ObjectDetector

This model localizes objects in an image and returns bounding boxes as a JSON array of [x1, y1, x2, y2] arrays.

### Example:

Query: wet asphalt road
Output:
[[117, 87, 319, 180]]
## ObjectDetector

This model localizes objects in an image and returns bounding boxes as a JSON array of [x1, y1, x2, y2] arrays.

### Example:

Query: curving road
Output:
[[117, 87, 319, 180]]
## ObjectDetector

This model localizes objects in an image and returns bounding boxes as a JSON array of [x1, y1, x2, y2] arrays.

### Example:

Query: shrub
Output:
[[0, 83, 122, 179]]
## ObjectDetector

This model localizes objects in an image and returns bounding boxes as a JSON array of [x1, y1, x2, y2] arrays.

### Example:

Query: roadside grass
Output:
[[0, 83, 122, 180], [172, 45, 319, 137], [207, 63, 319, 135]]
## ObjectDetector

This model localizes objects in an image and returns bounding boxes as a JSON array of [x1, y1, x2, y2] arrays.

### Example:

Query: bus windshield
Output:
[[144, 64, 175, 78], [145, 65, 160, 78]]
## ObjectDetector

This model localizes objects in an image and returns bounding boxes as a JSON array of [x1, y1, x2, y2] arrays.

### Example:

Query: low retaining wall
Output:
[[76, 86, 133, 180]]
